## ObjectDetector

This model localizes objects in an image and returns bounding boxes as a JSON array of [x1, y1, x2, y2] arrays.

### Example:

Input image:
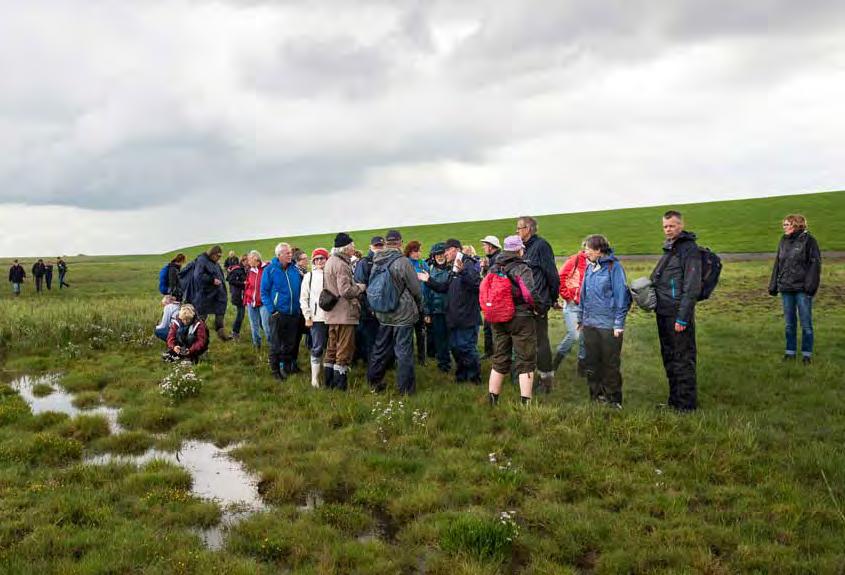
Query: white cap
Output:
[[480, 235, 502, 250]]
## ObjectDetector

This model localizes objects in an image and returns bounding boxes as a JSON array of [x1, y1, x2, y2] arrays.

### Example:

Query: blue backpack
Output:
[[158, 264, 169, 295], [367, 256, 405, 313]]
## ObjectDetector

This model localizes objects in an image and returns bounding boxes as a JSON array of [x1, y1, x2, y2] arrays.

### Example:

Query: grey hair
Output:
[[518, 216, 538, 234], [248, 249, 262, 261], [274, 242, 291, 257]]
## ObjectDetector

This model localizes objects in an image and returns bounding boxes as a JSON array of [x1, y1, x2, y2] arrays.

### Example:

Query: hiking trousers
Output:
[[656, 313, 697, 411], [534, 312, 553, 373], [367, 324, 416, 394], [269, 313, 300, 374], [582, 326, 623, 404]]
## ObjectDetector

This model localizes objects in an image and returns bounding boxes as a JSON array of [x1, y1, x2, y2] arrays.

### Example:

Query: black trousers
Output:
[[582, 326, 623, 403], [656, 314, 697, 411], [269, 313, 300, 373], [413, 319, 426, 362], [534, 312, 553, 373]]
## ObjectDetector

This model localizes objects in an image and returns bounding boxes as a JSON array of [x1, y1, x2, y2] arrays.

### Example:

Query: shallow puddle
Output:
[[11, 374, 123, 434], [11, 374, 265, 551], [86, 440, 266, 550]]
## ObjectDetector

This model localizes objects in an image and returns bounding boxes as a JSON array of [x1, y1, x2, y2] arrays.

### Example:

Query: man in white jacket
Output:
[[300, 248, 330, 387]]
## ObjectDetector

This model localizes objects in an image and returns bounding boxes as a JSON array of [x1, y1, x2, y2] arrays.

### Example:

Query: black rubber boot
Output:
[[323, 366, 335, 389], [520, 396, 532, 405], [488, 392, 499, 406]]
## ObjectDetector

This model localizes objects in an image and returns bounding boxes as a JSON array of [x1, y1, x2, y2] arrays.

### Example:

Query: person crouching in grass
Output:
[[163, 304, 209, 364], [577, 234, 632, 408]]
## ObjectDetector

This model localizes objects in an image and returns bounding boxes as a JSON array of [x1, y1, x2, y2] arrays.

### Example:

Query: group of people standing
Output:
[[152, 211, 822, 412], [7, 258, 70, 296]]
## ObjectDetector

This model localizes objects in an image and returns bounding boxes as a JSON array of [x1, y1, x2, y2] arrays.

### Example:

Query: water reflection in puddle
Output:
[[10, 374, 265, 551], [86, 440, 266, 550], [11, 374, 123, 434]]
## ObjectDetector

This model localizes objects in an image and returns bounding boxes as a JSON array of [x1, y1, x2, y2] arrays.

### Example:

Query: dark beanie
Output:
[[445, 238, 462, 250], [334, 232, 353, 248]]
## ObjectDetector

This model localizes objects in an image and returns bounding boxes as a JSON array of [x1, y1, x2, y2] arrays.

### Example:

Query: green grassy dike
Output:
[[169, 190, 845, 261], [1, 191, 844, 573]]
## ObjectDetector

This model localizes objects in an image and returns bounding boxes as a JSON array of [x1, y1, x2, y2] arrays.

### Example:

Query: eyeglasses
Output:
[[516, 226, 528, 230], [313, 257, 326, 262]]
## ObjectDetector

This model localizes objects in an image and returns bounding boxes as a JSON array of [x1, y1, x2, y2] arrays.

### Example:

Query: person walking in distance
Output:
[[8, 260, 26, 296], [57, 258, 70, 288], [651, 211, 702, 412], [31, 259, 45, 293]]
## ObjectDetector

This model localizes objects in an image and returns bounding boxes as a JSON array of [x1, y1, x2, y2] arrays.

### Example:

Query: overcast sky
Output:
[[1, 0, 843, 256]]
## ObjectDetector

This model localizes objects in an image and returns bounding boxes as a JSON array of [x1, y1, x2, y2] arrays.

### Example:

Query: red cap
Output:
[[311, 248, 330, 261]]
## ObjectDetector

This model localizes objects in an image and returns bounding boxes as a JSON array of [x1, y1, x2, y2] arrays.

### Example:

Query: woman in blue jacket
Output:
[[577, 235, 632, 408]]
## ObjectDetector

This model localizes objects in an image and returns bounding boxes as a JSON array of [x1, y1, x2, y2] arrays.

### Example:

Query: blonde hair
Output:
[[178, 304, 197, 323], [462, 245, 477, 257], [784, 214, 807, 231]]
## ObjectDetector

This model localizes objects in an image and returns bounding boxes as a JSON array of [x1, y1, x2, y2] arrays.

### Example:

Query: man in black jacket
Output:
[[8, 260, 25, 296], [419, 238, 482, 384], [768, 214, 821, 364], [517, 216, 560, 393], [651, 211, 702, 411], [31, 259, 46, 293]]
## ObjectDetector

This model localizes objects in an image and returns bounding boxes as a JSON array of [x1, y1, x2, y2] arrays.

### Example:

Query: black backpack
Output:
[[697, 247, 721, 301]]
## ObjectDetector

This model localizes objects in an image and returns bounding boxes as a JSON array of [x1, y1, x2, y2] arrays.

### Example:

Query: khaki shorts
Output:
[[491, 314, 537, 375]]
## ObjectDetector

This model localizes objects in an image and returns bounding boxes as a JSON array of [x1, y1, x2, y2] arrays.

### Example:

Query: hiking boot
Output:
[[232, 332, 240, 341], [334, 371, 348, 392], [323, 365, 335, 389], [782, 354, 796, 361], [610, 402, 623, 410], [520, 396, 532, 405], [802, 356, 812, 365], [577, 358, 586, 378], [216, 327, 233, 341], [552, 351, 565, 371], [537, 373, 554, 394], [272, 369, 288, 382]]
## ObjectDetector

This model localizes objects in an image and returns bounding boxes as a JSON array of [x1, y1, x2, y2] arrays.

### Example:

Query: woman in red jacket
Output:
[[553, 243, 588, 374], [244, 250, 271, 349]]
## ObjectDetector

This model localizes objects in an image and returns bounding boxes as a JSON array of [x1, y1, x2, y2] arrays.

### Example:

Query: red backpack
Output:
[[479, 267, 534, 323]]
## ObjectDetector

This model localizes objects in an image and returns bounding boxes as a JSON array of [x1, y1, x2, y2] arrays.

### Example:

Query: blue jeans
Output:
[[450, 325, 481, 382], [247, 305, 271, 347], [310, 322, 328, 359], [154, 326, 170, 341], [556, 301, 585, 360], [367, 324, 416, 394], [232, 305, 245, 336], [11, 283, 21, 295], [782, 292, 813, 356]]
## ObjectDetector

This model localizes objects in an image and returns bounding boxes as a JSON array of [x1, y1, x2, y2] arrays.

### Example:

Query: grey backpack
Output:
[[630, 277, 657, 312]]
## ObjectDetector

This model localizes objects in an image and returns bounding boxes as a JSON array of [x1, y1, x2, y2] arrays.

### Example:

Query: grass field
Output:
[[1, 192, 844, 573]]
